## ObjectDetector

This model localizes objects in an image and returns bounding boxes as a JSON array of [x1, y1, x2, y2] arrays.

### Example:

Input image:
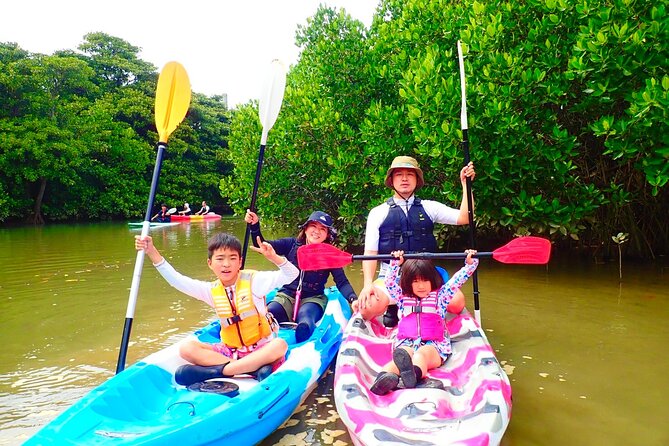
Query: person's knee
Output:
[[372, 284, 390, 303], [271, 338, 288, 358], [268, 301, 289, 323], [298, 302, 323, 324], [360, 302, 387, 321], [359, 306, 377, 321], [360, 289, 389, 321], [178, 340, 199, 362]]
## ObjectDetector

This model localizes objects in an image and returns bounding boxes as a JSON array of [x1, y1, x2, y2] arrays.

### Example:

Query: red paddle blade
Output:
[[297, 243, 353, 271], [492, 236, 552, 264]]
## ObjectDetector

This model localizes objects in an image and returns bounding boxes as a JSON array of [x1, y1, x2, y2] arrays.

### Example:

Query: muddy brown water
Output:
[[1, 218, 667, 445]]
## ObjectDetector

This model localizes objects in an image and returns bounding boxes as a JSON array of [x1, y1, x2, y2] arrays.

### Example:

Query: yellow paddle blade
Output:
[[154, 61, 191, 143]]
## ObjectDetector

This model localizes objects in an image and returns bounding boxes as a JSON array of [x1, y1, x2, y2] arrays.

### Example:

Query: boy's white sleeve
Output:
[[251, 259, 300, 300], [154, 259, 215, 307]]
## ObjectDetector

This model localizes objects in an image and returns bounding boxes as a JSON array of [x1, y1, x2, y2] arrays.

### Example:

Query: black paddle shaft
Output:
[[241, 143, 266, 268], [116, 142, 165, 374], [142, 143, 166, 221], [462, 131, 480, 312], [352, 251, 492, 261]]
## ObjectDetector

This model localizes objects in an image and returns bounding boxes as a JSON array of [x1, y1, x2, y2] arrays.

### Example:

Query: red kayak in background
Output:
[[170, 213, 222, 222]]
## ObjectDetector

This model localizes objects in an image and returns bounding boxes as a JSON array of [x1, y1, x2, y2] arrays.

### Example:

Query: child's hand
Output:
[[135, 235, 153, 252], [244, 210, 259, 225], [465, 249, 477, 265], [135, 235, 162, 263], [391, 250, 405, 265]]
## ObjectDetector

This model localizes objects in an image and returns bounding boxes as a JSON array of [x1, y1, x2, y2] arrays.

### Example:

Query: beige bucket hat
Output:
[[384, 156, 425, 188]]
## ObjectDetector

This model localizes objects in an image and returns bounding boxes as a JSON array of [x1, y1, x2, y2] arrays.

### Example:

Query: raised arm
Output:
[[437, 251, 479, 305], [357, 208, 383, 311], [245, 210, 265, 248], [250, 238, 300, 298], [456, 161, 476, 225], [135, 235, 163, 264], [383, 256, 403, 303]]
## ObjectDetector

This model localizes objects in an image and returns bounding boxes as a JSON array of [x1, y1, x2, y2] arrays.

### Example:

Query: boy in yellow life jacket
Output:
[[135, 232, 299, 386]]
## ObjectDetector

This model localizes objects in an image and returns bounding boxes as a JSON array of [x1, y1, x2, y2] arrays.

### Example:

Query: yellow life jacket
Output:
[[211, 270, 272, 348]]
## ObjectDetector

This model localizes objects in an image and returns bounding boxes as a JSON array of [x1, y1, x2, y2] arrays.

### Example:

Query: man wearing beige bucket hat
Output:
[[352, 156, 475, 324]]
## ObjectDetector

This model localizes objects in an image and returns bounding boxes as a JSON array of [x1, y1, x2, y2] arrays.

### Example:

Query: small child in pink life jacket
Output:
[[370, 249, 478, 395]]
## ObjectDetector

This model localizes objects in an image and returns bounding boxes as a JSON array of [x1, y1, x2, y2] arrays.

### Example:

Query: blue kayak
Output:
[[26, 287, 351, 445]]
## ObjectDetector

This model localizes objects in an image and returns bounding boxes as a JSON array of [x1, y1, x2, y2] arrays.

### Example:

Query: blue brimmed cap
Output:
[[301, 211, 333, 228]]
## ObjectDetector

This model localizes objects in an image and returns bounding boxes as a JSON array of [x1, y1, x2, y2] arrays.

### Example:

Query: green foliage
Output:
[[224, 0, 668, 258], [0, 35, 230, 223], [78, 32, 157, 89], [222, 6, 378, 246], [2, 3, 665, 257], [159, 93, 232, 214]]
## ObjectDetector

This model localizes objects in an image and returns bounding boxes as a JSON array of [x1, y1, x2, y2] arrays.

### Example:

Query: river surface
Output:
[[1, 218, 668, 445]]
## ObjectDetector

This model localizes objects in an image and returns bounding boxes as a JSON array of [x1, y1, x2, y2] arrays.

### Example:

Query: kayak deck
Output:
[[27, 288, 351, 445], [334, 311, 512, 446]]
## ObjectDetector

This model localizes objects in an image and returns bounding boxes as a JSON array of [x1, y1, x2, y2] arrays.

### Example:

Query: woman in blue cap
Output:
[[245, 210, 357, 342]]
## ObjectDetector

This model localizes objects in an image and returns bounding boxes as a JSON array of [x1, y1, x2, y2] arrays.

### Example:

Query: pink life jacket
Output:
[[396, 292, 445, 341]]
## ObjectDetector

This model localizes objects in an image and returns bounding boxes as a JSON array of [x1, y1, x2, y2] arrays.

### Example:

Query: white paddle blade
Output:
[[457, 41, 468, 130], [258, 59, 287, 144]]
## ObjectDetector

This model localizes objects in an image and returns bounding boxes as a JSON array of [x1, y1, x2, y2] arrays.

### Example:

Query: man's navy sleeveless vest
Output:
[[378, 197, 437, 254]]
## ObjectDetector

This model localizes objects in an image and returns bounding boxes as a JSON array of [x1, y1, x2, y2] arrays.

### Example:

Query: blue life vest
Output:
[[378, 197, 437, 255]]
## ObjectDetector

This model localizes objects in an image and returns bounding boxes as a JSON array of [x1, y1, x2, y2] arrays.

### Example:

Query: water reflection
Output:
[[261, 367, 350, 446], [1, 220, 668, 446], [0, 364, 111, 445]]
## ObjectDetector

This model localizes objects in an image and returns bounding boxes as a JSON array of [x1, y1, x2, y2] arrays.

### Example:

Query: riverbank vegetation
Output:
[[224, 0, 668, 259], [1, 1, 667, 259], [0, 33, 230, 223]]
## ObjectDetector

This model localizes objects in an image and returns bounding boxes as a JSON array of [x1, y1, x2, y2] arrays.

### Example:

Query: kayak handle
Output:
[[167, 401, 195, 416], [258, 386, 289, 419]]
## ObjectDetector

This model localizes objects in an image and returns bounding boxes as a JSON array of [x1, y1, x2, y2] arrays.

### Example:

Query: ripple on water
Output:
[[0, 363, 111, 443]]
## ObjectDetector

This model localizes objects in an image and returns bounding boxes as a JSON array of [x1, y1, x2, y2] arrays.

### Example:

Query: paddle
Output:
[[297, 236, 551, 271], [457, 40, 484, 325], [241, 59, 287, 268], [116, 62, 191, 374]]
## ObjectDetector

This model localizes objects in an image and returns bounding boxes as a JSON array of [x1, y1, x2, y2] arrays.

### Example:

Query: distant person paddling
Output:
[[195, 201, 210, 215], [151, 204, 171, 223], [178, 202, 191, 215]]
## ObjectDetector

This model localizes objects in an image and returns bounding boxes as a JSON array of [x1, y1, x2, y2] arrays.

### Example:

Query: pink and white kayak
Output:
[[334, 311, 511, 446]]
